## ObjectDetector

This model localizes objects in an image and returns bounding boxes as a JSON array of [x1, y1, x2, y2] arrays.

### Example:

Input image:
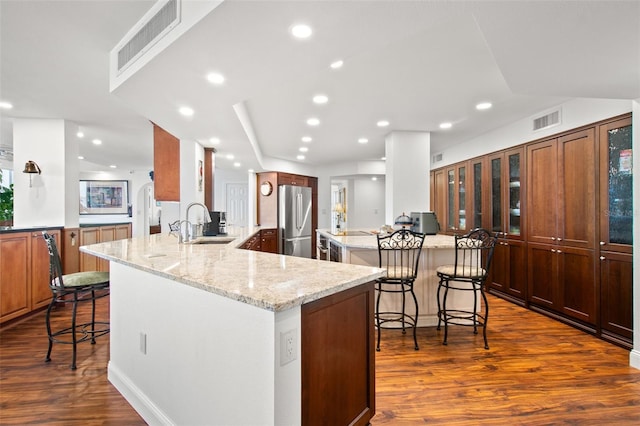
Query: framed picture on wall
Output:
[[79, 180, 129, 215]]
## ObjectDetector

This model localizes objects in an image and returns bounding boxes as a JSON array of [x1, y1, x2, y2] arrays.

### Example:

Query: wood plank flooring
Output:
[[1, 294, 640, 424]]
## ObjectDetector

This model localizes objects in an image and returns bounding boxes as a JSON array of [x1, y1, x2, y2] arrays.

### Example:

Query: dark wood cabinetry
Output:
[[153, 123, 180, 202], [431, 112, 633, 348], [260, 228, 277, 253]]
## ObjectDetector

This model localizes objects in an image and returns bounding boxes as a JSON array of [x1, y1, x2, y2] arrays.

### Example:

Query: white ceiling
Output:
[[1, 0, 639, 174]]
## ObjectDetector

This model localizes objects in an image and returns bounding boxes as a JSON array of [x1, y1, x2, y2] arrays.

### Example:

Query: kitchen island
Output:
[[81, 228, 384, 426], [317, 229, 474, 328]]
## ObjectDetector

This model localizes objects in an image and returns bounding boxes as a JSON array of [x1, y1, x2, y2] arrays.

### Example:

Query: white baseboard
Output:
[[108, 361, 175, 426], [629, 349, 640, 370]]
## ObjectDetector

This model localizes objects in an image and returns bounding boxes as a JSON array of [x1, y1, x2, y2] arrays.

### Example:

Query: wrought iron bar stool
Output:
[[375, 228, 425, 351], [436, 228, 497, 349], [43, 232, 110, 370]]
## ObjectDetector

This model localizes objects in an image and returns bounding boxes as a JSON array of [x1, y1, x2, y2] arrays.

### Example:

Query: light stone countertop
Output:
[[80, 227, 385, 312], [317, 229, 456, 249]]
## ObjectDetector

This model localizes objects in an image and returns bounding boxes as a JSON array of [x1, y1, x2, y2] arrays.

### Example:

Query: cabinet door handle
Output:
[[600, 256, 606, 261], [551, 237, 556, 241], [600, 241, 606, 246], [557, 250, 562, 254], [551, 249, 556, 253], [557, 237, 563, 242]]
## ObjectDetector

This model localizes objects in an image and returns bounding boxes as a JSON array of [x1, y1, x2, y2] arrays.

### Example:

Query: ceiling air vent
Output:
[[533, 109, 561, 132], [432, 153, 443, 163], [117, 0, 180, 73]]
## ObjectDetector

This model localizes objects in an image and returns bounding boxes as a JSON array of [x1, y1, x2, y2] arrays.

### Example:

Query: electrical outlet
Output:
[[139, 332, 147, 355], [280, 329, 297, 366]]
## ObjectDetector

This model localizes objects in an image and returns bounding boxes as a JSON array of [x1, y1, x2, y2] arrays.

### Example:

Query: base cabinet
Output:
[[80, 224, 131, 272], [0, 229, 61, 325], [488, 239, 527, 304], [600, 252, 633, 346]]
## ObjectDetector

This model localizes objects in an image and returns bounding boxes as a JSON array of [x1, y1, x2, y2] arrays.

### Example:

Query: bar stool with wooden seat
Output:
[[375, 228, 425, 351], [436, 228, 497, 349], [42, 232, 110, 370]]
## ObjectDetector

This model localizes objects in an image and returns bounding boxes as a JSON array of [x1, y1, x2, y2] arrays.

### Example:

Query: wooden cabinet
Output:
[[431, 169, 447, 232], [240, 233, 261, 251], [80, 224, 131, 272], [444, 162, 471, 233], [260, 228, 277, 253], [527, 128, 597, 325], [153, 123, 180, 202], [597, 114, 633, 348], [489, 238, 527, 305], [0, 228, 61, 324], [278, 173, 308, 186]]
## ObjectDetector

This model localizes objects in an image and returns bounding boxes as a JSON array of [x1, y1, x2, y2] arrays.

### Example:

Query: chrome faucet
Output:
[[184, 202, 212, 242], [177, 220, 192, 244]]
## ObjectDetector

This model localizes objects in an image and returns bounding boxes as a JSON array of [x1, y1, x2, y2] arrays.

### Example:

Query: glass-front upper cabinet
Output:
[[507, 150, 522, 237], [445, 163, 471, 233], [599, 115, 632, 253], [489, 155, 503, 235], [472, 159, 484, 229]]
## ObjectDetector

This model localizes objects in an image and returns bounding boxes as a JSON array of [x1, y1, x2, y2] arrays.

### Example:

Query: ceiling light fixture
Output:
[[233, 162, 241, 167], [372, 176, 378, 181], [358, 138, 369, 144], [248, 169, 255, 173], [297, 155, 305, 160], [291, 24, 312, 39], [301, 136, 312, 143], [92, 139, 102, 145], [476, 102, 492, 110], [0, 101, 13, 109], [110, 165, 117, 169], [439, 122, 452, 129], [209, 137, 221, 145], [207, 73, 225, 85], [376, 120, 390, 127], [179, 106, 194, 116], [76, 131, 84, 138], [306, 117, 320, 126], [299, 147, 309, 152], [313, 94, 328, 104], [226, 154, 234, 160], [330, 60, 343, 69], [78, 156, 84, 160], [381, 157, 387, 160]]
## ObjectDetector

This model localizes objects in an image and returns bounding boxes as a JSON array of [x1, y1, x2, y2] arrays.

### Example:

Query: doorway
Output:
[[226, 183, 248, 227]]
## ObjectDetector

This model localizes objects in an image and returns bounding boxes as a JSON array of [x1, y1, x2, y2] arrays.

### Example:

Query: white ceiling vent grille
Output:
[[432, 153, 443, 163], [117, 0, 180, 73], [533, 109, 561, 132]]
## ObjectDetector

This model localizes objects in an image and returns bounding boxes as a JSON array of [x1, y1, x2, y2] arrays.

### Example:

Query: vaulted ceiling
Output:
[[1, 0, 638, 173]]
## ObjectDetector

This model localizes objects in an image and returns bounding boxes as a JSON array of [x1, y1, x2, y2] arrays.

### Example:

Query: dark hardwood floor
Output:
[[2, 294, 640, 425]]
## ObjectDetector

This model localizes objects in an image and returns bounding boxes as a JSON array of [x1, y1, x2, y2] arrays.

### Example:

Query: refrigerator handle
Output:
[[296, 193, 302, 230]]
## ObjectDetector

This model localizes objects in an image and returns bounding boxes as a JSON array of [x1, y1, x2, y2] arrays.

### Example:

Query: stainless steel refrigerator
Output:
[[279, 185, 312, 258]]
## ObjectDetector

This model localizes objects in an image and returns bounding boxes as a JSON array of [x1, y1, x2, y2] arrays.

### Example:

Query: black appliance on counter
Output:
[[410, 212, 440, 235], [203, 211, 227, 236]]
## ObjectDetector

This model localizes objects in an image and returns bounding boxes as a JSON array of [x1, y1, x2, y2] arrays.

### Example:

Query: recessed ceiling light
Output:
[[207, 73, 225, 85], [78, 156, 84, 160], [226, 154, 234, 160], [301, 136, 312, 143], [371, 176, 378, 181], [376, 120, 390, 127], [306, 117, 320, 126], [76, 131, 84, 138], [209, 137, 221, 145], [358, 138, 369, 144], [179, 106, 194, 116], [381, 157, 386, 160], [0, 101, 13, 109], [299, 147, 309, 152], [296, 155, 306, 160], [291, 24, 312, 39], [313, 94, 328, 104], [330, 60, 343, 69], [439, 122, 452, 129], [248, 169, 255, 173], [109, 165, 117, 169], [92, 139, 102, 145], [476, 102, 492, 110], [233, 162, 241, 167]]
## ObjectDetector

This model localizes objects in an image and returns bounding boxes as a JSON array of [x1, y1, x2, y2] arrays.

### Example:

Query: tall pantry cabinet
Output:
[[527, 128, 597, 327]]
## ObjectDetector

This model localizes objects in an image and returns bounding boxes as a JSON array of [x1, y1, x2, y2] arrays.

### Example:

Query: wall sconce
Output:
[[23, 160, 41, 187]]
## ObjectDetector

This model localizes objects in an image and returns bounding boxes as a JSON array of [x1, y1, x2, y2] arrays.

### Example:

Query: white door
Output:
[[226, 183, 248, 227]]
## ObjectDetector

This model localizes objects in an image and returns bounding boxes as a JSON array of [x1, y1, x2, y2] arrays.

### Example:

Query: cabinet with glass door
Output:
[[445, 163, 471, 234], [487, 147, 526, 303], [598, 114, 633, 348]]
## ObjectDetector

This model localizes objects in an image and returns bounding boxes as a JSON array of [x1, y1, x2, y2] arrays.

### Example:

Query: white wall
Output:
[[214, 166, 248, 212], [347, 177, 386, 229], [434, 98, 633, 168], [13, 119, 69, 227]]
